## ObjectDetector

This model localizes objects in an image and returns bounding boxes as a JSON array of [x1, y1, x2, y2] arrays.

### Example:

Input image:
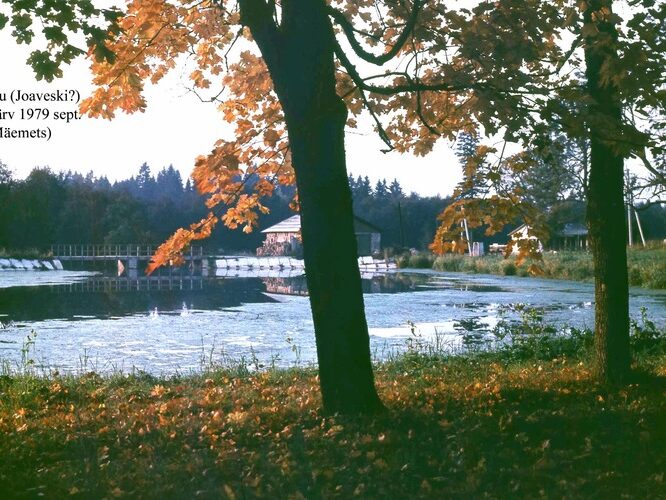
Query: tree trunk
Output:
[[584, 0, 631, 383], [240, 0, 384, 414], [288, 98, 385, 414]]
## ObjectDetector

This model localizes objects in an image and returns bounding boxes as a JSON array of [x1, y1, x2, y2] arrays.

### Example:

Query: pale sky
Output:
[[0, 28, 461, 197]]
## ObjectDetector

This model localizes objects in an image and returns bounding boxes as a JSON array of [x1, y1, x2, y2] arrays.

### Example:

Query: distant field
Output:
[[398, 246, 666, 289]]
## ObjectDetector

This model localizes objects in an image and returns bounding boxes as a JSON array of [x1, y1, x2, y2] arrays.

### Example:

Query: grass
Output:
[[0, 247, 52, 260], [1, 319, 666, 498], [398, 245, 666, 289]]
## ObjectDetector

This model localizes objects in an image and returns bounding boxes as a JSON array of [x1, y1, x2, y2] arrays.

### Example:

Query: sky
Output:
[[0, 28, 462, 197]]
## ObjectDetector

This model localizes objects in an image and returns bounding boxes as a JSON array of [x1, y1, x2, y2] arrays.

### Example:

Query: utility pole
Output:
[[634, 207, 646, 247], [628, 203, 633, 247]]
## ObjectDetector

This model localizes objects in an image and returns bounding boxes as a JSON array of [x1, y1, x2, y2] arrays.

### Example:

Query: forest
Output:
[[3, 137, 666, 256], [0, 160, 450, 254]]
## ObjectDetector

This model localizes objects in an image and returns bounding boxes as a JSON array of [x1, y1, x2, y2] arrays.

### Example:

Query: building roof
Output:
[[508, 224, 529, 236], [261, 214, 381, 234], [261, 215, 302, 233], [353, 216, 382, 234]]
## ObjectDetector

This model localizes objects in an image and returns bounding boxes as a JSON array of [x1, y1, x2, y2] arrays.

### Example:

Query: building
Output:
[[508, 222, 589, 252], [257, 214, 381, 257], [508, 224, 543, 254], [551, 223, 588, 250]]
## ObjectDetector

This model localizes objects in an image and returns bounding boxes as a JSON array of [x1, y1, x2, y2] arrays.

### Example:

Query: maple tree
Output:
[[0, 0, 121, 80], [5, 0, 664, 399], [59, 0, 537, 413], [430, 0, 666, 383]]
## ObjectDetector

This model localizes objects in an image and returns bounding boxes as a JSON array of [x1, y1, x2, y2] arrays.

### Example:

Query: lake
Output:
[[1, 269, 665, 374]]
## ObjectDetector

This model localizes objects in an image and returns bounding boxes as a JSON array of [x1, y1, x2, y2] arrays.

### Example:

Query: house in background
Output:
[[257, 215, 303, 257], [508, 222, 589, 253], [551, 223, 589, 250], [508, 224, 544, 254], [257, 214, 381, 257]]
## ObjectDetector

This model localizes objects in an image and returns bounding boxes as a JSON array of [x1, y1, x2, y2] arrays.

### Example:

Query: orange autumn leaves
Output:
[[145, 213, 217, 274], [77, 0, 567, 273], [430, 146, 547, 272], [78, 1, 290, 273], [5, 355, 664, 497]]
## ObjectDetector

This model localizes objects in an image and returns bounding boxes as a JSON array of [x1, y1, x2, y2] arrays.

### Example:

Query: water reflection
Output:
[[262, 273, 434, 296], [454, 317, 492, 347], [0, 272, 442, 323], [0, 269, 664, 374], [0, 276, 279, 323]]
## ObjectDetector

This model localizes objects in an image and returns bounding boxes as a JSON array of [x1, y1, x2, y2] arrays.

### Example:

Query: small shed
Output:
[[258, 214, 381, 257], [508, 224, 543, 254], [552, 223, 588, 250]]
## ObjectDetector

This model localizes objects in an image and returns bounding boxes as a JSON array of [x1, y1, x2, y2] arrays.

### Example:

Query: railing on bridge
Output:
[[50, 275, 205, 293], [50, 244, 204, 260]]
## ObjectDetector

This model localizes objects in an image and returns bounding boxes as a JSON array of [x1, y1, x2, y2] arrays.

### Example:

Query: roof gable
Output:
[[261, 214, 381, 234], [508, 224, 529, 236], [261, 215, 301, 233]]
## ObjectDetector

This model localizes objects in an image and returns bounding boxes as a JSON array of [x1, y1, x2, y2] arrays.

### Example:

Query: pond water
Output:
[[1, 269, 665, 375]]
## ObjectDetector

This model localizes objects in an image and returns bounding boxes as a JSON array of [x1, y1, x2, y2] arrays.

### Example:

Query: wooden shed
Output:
[[257, 215, 381, 257], [552, 223, 588, 250]]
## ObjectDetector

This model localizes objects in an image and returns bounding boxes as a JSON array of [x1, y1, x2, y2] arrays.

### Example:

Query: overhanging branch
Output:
[[334, 39, 470, 95], [327, 0, 424, 66]]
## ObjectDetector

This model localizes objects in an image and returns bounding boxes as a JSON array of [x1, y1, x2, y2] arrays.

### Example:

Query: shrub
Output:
[[492, 304, 594, 361], [396, 253, 411, 268], [630, 306, 666, 355], [408, 253, 434, 268], [502, 262, 517, 276], [433, 254, 465, 272]]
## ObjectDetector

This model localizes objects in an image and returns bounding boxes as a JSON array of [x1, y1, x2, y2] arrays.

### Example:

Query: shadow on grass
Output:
[[1, 362, 665, 498]]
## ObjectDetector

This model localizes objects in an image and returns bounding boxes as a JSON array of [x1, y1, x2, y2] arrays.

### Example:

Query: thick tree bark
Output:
[[240, 0, 384, 413], [584, 0, 631, 383]]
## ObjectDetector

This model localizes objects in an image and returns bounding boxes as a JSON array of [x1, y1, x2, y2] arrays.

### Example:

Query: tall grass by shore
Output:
[[398, 245, 666, 289], [0, 247, 52, 260]]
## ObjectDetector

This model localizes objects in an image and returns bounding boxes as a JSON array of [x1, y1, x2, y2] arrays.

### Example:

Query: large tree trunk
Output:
[[287, 95, 385, 414], [584, 0, 631, 383], [240, 0, 384, 413]]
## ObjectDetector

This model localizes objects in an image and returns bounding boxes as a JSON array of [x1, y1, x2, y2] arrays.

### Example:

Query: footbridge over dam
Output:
[[50, 244, 207, 276]]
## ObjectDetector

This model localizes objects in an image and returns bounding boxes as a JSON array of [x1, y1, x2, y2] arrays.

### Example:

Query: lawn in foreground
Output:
[[1, 349, 665, 498]]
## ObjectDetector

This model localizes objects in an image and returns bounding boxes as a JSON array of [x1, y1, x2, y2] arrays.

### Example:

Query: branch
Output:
[[355, 86, 394, 152], [633, 149, 666, 186], [334, 40, 469, 95], [327, 0, 424, 66], [634, 199, 666, 210]]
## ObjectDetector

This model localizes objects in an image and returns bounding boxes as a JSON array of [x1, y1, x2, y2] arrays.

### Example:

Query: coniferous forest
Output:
[[0, 161, 451, 253]]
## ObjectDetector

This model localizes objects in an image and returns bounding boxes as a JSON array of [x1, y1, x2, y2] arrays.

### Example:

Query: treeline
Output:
[[348, 175, 449, 250], [0, 161, 449, 253]]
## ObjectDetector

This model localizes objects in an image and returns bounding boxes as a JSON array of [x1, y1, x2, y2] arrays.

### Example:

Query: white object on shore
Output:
[[0, 258, 63, 270]]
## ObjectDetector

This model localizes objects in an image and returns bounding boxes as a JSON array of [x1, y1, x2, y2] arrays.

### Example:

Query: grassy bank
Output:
[[398, 246, 666, 289], [2, 326, 666, 498], [0, 248, 52, 260]]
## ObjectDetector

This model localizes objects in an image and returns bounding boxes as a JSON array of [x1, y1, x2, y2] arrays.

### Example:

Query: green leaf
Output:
[[43, 25, 67, 44], [26, 49, 61, 81]]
